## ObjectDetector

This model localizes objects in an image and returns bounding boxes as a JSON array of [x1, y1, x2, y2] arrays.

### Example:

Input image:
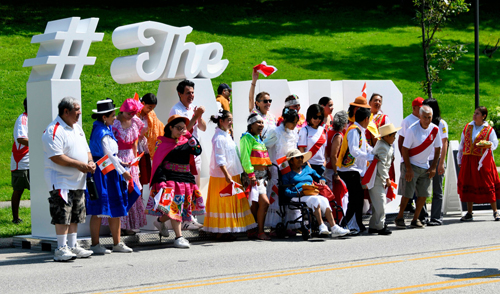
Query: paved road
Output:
[[2, 212, 500, 294]]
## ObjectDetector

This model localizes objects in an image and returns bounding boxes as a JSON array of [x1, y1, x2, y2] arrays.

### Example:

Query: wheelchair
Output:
[[271, 164, 345, 241]]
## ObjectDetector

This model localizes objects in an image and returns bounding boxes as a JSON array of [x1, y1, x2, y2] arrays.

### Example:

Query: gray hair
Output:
[[419, 105, 433, 116], [58, 97, 79, 116], [333, 110, 349, 132]]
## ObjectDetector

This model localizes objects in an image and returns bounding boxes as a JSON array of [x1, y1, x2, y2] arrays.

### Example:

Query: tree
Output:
[[414, 0, 470, 99]]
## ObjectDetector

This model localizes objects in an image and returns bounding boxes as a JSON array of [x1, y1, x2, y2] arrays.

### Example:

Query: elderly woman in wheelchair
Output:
[[281, 149, 350, 237]]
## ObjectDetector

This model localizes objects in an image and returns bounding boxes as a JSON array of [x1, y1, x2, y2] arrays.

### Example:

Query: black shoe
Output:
[[12, 219, 23, 225], [368, 227, 392, 235], [494, 211, 500, 221], [460, 213, 473, 222], [368, 228, 378, 234], [427, 219, 442, 226]]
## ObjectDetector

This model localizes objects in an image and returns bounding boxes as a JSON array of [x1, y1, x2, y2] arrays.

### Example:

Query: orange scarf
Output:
[[141, 110, 165, 158]]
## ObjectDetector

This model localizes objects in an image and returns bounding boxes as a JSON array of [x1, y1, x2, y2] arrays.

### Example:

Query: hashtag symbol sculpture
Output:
[[23, 17, 104, 82]]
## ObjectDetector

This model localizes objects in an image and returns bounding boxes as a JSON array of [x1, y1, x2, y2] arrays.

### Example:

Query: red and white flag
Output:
[[361, 158, 379, 190], [276, 155, 291, 174], [96, 154, 115, 175], [253, 61, 278, 77], [130, 152, 144, 166], [361, 82, 367, 98], [220, 181, 246, 199], [386, 181, 398, 203], [478, 148, 492, 171]]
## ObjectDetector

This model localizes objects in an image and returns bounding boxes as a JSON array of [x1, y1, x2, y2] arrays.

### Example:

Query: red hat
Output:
[[412, 97, 424, 107]]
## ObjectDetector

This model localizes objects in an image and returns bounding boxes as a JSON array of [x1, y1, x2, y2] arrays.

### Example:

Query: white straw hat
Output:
[[286, 149, 312, 163], [375, 123, 402, 138]]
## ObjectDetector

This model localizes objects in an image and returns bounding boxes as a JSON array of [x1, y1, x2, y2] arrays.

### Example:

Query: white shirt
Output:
[[210, 127, 244, 178], [403, 121, 442, 169], [457, 121, 498, 164], [102, 135, 126, 175], [398, 113, 419, 163], [338, 122, 374, 176], [428, 119, 448, 161], [42, 116, 90, 190], [298, 125, 327, 165], [264, 124, 299, 164], [11, 113, 29, 171], [170, 101, 198, 138]]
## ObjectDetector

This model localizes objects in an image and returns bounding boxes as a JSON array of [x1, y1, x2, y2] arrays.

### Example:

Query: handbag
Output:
[[302, 184, 319, 196], [86, 173, 99, 201], [313, 181, 334, 201]]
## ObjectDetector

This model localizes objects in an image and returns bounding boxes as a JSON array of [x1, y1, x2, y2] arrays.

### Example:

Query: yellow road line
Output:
[[356, 273, 500, 294], [398, 278, 500, 294], [96, 244, 500, 294]]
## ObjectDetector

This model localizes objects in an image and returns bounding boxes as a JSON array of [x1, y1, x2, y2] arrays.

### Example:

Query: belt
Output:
[[163, 162, 190, 173]]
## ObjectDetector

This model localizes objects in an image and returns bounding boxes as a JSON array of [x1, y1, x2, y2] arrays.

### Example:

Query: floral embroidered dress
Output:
[[105, 116, 147, 230], [145, 133, 205, 221]]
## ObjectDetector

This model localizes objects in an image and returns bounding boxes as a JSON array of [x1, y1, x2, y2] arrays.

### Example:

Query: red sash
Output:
[[309, 129, 327, 158], [11, 142, 29, 170], [408, 127, 439, 157]]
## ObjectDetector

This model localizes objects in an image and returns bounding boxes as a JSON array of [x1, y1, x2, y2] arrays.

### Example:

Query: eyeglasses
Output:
[[259, 99, 272, 104], [175, 125, 186, 132]]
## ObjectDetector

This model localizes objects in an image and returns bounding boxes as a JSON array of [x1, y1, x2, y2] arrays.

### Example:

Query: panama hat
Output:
[[375, 123, 402, 138], [92, 99, 118, 114], [167, 114, 190, 126], [349, 96, 371, 108], [286, 149, 312, 163]]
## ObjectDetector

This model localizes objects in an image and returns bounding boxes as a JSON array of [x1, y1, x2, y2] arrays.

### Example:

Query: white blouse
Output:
[[102, 135, 126, 175], [457, 121, 498, 164], [264, 124, 299, 164], [210, 127, 244, 178]]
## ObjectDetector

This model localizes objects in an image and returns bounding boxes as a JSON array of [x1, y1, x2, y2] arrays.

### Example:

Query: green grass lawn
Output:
[[0, 207, 31, 238], [1, 2, 500, 205]]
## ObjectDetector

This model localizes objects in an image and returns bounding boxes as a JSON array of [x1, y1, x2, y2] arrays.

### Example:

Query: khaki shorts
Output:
[[399, 164, 432, 199], [48, 189, 86, 225], [11, 170, 30, 191]]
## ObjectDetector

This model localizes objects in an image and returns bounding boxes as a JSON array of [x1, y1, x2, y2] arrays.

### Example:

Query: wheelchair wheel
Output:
[[276, 222, 286, 238], [301, 225, 310, 241]]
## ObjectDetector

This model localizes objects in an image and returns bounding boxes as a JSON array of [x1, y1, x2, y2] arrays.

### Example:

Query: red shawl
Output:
[[149, 132, 197, 185]]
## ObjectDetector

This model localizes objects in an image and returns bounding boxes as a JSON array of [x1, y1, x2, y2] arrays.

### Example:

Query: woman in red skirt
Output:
[[457, 106, 500, 221]]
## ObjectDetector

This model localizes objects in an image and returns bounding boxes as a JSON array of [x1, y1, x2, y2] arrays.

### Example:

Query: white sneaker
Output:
[[331, 224, 350, 237], [54, 245, 77, 262], [70, 244, 93, 258], [182, 219, 203, 230], [90, 244, 111, 255], [319, 223, 330, 235], [154, 219, 170, 237], [173, 237, 190, 249], [113, 242, 133, 253]]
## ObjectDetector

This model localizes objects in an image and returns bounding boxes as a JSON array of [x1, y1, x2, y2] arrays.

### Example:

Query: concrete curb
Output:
[[0, 238, 14, 248]]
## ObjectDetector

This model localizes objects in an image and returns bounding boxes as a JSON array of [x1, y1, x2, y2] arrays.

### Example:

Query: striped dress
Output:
[[239, 132, 272, 178]]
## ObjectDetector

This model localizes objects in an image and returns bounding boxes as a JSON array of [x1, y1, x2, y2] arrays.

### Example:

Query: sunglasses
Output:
[[174, 125, 186, 131], [259, 99, 272, 104], [312, 115, 324, 120]]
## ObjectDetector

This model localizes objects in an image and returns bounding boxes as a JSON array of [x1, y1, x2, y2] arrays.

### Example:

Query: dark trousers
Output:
[[338, 170, 365, 231]]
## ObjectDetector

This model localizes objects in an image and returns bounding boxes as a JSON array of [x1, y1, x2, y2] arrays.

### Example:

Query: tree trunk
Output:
[[420, 0, 433, 99]]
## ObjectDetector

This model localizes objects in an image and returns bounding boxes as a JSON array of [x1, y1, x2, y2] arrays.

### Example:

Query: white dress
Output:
[[263, 124, 301, 228]]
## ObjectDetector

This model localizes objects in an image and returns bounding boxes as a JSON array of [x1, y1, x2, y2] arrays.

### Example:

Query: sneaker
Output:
[[90, 244, 111, 255], [12, 218, 23, 225], [494, 212, 500, 221], [154, 219, 170, 237], [113, 242, 133, 253], [394, 218, 406, 229], [460, 213, 473, 222], [54, 245, 77, 262], [182, 219, 204, 230], [410, 219, 425, 229], [173, 237, 190, 249], [427, 219, 442, 226], [319, 223, 330, 235], [70, 244, 93, 258], [331, 225, 350, 237]]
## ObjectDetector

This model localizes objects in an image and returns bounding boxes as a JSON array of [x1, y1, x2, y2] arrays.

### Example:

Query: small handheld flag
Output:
[[96, 154, 115, 175], [130, 152, 144, 166], [253, 61, 278, 77], [361, 82, 367, 98]]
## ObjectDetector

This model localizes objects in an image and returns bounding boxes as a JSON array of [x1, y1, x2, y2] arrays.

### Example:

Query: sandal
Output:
[[257, 232, 271, 241], [247, 230, 258, 240]]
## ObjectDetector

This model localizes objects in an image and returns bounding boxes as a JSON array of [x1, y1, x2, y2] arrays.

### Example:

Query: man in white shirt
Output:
[[10, 98, 29, 224], [169, 80, 206, 229], [337, 107, 374, 233], [395, 105, 442, 229], [398, 97, 422, 213], [42, 97, 95, 261]]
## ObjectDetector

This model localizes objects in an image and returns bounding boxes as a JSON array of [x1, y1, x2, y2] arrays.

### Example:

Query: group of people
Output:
[[11, 71, 500, 262]]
